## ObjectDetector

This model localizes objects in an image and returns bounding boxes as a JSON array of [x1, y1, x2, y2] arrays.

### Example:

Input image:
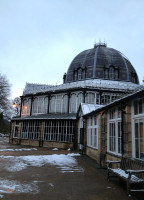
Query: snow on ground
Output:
[[0, 178, 39, 195], [0, 151, 83, 197], [0, 153, 84, 173], [0, 148, 37, 152], [52, 148, 58, 151]]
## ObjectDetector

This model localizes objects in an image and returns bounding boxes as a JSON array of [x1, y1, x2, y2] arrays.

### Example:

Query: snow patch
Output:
[[23, 79, 140, 96], [0, 178, 39, 194], [49, 183, 54, 188], [52, 148, 58, 151], [0, 148, 37, 152], [0, 153, 83, 173]]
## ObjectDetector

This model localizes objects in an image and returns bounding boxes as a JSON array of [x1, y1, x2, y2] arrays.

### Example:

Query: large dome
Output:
[[64, 43, 139, 84]]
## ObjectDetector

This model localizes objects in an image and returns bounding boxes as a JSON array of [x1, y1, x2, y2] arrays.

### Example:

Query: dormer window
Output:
[[115, 69, 119, 80], [131, 72, 137, 83], [73, 70, 77, 81], [104, 68, 109, 79], [82, 68, 86, 79], [109, 66, 115, 79], [108, 65, 119, 80], [78, 68, 82, 80]]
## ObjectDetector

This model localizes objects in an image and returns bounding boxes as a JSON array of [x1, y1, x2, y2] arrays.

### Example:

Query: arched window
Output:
[[109, 66, 114, 79], [49, 96, 56, 113], [44, 97, 48, 114], [22, 98, 31, 116], [69, 94, 77, 113], [32, 98, 38, 114], [82, 69, 86, 79], [63, 95, 68, 113], [77, 93, 83, 110], [131, 73, 137, 83], [104, 68, 109, 79], [56, 95, 62, 113], [38, 97, 44, 114], [27, 99, 31, 115], [73, 71, 77, 81], [85, 93, 95, 104], [78, 68, 82, 80], [115, 69, 119, 80], [22, 99, 27, 116]]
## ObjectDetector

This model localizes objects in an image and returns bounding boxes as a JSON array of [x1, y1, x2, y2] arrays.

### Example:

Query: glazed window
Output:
[[134, 98, 144, 115], [69, 94, 77, 113], [63, 95, 68, 113], [44, 97, 48, 114], [77, 93, 83, 110], [38, 97, 44, 114], [109, 67, 114, 79], [108, 107, 122, 155], [13, 124, 19, 138], [56, 95, 62, 113], [101, 95, 110, 104], [78, 68, 82, 80], [82, 69, 86, 79], [85, 93, 95, 104], [87, 115, 98, 149], [132, 97, 144, 160], [32, 98, 38, 114], [96, 93, 100, 104], [134, 119, 144, 160], [115, 69, 119, 80], [21, 121, 41, 140], [109, 108, 116, 119], [49, 96, 56, 113], [73, 71, 77, 81], [44, 120, 74, 143], [104, 68, 109, 79]]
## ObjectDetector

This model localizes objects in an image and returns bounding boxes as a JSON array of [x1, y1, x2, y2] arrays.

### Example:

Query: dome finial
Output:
[[94, 40, 107, 48]]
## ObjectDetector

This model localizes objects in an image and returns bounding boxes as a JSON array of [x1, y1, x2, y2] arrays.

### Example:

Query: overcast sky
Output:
[[0, 0, 144, 99]]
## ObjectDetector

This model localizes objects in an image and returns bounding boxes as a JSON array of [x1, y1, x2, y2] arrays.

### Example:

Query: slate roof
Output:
[[65, 44, 139, 84]]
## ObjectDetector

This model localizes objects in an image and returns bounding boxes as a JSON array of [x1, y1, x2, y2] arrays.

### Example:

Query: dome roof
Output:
[[64, 43, 139, 84]]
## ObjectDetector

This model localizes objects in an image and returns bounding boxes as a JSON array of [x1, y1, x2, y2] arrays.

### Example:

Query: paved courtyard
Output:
[[0, 137, 142, 200]]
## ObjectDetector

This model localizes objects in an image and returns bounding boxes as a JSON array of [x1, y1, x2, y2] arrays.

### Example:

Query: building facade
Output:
[[10, 43, 140, 150], [81, 89, 144, 166]]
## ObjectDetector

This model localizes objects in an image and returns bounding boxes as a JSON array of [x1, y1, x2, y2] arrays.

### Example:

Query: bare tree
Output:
[[0, 73, 11, 113]]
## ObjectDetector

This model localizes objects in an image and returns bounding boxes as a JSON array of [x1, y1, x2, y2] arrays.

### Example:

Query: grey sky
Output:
[[0, 0, 144, 98]]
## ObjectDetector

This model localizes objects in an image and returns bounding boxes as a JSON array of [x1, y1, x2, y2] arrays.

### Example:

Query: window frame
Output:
[[87, 115, 98, 149], [107, 107, 122, 156], [132, 98, 144, 160]]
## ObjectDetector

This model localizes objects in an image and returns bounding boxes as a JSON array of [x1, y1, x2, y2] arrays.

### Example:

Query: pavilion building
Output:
[[10, 43, 140, 149]]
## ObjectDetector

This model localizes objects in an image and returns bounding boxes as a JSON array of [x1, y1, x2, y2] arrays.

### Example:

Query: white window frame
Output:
[[21, 121, 41, 140], [44, 120, 74, 143], [69, 93, 77, 113], [62, 94, 68, 113], [132, 99, 144, 160], [85, 93, 95, 104], [107, 107, 122, 156], [87, 115, 98, 149]]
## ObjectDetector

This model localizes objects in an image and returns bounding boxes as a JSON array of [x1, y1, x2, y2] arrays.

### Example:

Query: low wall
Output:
[[86, 146, 99, 163], [43, 141, 73, 149]]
